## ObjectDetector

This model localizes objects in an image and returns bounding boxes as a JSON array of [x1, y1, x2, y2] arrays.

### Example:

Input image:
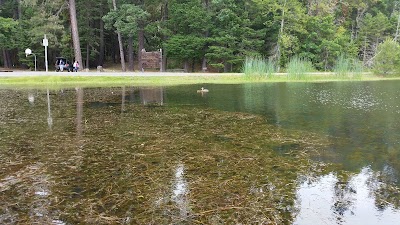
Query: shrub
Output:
[[373, 39, 400, 76]]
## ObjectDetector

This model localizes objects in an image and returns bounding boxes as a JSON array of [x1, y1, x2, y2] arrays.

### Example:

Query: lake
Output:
[[1, 81, 399, 224]]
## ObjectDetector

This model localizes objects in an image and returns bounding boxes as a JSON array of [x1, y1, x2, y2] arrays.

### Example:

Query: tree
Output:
[[299, 16, 357, 71], [114, 4, 148, 71], [105, 0, 126, 71], [0, 0, 398, 72], [69, 0, 83, 70], [0, 16, 17, 67], [206, 0, 263, 72], [358, 12, 391, 67], [75, 0, 108, 69], [165, 0, 209, 71], [164, 34, 205, 72], [254, 0, 306, 70]]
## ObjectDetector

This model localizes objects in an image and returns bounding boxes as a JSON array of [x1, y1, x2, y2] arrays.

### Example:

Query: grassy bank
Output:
[[0, 75, 245, 89], [0, 73, 397, 89]]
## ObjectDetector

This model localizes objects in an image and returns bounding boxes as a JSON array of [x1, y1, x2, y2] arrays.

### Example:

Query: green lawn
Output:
[[0, 73, 398, 89]]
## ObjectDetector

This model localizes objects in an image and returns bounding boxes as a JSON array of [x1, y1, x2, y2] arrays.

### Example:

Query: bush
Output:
[[373, 39, 400, 76]]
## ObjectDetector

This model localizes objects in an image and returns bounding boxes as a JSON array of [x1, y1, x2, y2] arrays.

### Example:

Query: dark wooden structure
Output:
[[140, 49, 162, 71]]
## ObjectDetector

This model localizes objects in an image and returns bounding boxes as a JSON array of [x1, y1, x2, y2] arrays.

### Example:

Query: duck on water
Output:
[[197, 87, 209, 93]]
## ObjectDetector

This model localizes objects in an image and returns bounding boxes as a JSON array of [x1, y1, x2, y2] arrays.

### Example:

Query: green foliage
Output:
[[373, 39, 400, 76], [359, 12, 391, 42], [206, 0, 264, 72], [286, 56, 314, 80], [103, 4, 149, 36], [0, 0, 399, 72], [255, 0, 307, 68], [76, 0, 107, 62], [164, 35, 206, 60], [0, 17, 18, 49], [300, 16, 339, 70], [167, 0, 210, 35]]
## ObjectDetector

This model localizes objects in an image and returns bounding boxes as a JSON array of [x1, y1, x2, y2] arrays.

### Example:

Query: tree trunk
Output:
[[117, 34, 126, 71], [98, 8, 105, 66], [202, 58, 207, 72], [202, 0, 210, 72], [86, 43, 90, 69], [191, 59, 195, 72], [324, 49, 329, 71], [112, 0, 126, 71], [184, 60, 189, 73], [161, 0, 168, 72], [363, 36, 367, 64], [2, 50, 7, 68], [395, 14, 400, 42], [276, 0, 287, 72], [355, 7, 367, 40], [16, 0, 22, 20], [223, 59, 229, 73], [128, 34, 134, 71], [111, 33, 116, 63], [69, 0, 83, 69], [138, 26, 144, 71], [2, 50, 11, 68]]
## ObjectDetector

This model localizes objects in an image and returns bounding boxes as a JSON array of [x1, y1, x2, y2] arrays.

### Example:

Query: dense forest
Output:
[[1, 0, 400, 72]]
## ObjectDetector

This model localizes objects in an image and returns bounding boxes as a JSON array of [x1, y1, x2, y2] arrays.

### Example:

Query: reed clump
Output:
[[334, 54, 364, 79], [286, 56, 314, 80], [242, 56, 276, 79]]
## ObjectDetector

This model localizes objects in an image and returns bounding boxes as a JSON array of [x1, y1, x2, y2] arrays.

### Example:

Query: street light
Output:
[[25, 48, 37, 71], [43, 35, 49, 72]]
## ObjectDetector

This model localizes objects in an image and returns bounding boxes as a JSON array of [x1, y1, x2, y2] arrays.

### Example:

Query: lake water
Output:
[[1, 81, 400, 224]]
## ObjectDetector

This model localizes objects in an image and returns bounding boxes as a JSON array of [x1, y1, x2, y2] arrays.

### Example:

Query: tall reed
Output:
[[334, 54, 351, 78], [286, 56, 314, 80], [351, 59, 364, 79], [243, 56, 275, 79], [334, 54, 364, 79]]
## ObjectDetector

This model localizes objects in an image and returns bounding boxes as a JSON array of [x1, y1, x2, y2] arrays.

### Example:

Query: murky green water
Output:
[[1, 81, 400, 224]]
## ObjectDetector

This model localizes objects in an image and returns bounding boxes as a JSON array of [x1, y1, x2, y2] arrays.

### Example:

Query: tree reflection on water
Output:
[[294, 167, 400, 225]]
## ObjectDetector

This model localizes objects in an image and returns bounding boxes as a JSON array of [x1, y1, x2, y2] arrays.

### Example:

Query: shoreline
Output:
[[0, 71, 398, 89]]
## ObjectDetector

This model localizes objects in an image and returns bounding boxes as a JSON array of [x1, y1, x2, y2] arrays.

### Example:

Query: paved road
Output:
[[0, 71, 240, 77], [0, 71, 371, 78]]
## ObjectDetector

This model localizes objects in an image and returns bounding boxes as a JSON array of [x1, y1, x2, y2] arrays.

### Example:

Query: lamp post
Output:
[[25, 48, 37, 71], [43, 35, 49, 72]]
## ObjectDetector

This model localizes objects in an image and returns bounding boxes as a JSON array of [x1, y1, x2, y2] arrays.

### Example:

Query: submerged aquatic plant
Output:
[[0, 88, 332, 224]]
